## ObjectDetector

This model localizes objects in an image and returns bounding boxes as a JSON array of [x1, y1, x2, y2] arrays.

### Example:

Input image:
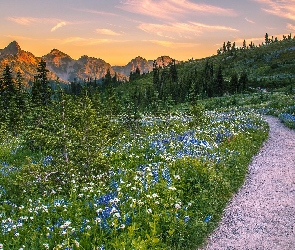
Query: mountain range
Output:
[[0, 41, 176, 84]]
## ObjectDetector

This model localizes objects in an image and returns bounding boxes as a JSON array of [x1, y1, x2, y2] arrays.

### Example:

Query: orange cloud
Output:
[[60, 37, 130, 46], [51, 22, 67, 32], [149, 40, 198, 48], [96, 29, 122, 36], [61, 37, 86, 44], [118, 0, 236, 20], [287, 23, 295, 32], [6, 16, 69, 29], [189, 22, 239, 32], [254, 0, 295, 21], [6, 17, 40, 25], [5, 35, 36, 41], [138, 22, 238, 39]]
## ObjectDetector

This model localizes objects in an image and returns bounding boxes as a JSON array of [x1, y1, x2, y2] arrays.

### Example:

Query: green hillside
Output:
[[116, 35, 295, 113]]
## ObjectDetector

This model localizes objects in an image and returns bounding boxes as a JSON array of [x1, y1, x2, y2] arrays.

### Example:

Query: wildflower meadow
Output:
[[0, 106, 268, 249]]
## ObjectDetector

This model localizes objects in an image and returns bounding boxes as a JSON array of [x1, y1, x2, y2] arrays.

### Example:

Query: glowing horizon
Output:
[[1, 0, 294, 66]]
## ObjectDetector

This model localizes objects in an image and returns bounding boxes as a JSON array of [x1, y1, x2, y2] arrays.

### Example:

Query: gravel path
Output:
[[202, 116, 295, 250]]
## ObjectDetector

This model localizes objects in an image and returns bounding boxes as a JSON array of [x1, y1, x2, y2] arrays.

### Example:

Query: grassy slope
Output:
[[118, 38, 295, 96]]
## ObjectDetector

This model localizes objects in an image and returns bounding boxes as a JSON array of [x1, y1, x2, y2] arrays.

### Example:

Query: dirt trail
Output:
[[202, 116, 295, 250]]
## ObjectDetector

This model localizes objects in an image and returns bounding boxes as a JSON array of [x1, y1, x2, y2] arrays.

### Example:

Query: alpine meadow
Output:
[[0, 31, 295, 250]]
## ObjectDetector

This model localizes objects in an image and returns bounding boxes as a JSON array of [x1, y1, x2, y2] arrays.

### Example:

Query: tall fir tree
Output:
[[229, 72, 239, 94], [215, 65, 224, 97], [32, 59, 51, 106], [102, 68, 112, 91], [239, 71, 248, 93], [265, 33, 269, 45], [1, 65, 15, 110], [243, 39, 247, 49]]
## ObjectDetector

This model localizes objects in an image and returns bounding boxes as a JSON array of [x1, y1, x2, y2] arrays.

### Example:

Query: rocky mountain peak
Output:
[[48, 48, 71, 58], [134, 56, 144, 61], [154, 56, 176, 67], [1, 41, 21, 57], [0, 41, 178, 84]]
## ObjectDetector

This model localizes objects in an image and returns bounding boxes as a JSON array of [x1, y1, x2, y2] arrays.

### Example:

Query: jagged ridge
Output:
[[0, 41, 177, 84]]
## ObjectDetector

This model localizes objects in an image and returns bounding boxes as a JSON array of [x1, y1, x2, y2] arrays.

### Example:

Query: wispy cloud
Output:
[[78, 9, 119, 17], [287, 23, 295, 32], [138, 22, 238, 39], [245, 17, 255, 24], [189, 22, 239, 32], [253, 0, 295, 21], [96, 29, 122, 36], [51, 22, 67, 32], [7, 16, 72, 32], [6, 17, 41, 25], [6, 16, 70, 29], [60, 37, 129, 46], [5, 35, 36, 41], [118, 0, 236, 20], [61, 37, 88, 44], [148, 40, 198, 48]]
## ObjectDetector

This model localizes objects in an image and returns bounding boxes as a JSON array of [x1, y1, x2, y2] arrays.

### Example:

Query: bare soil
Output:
[[202, 116, 295, 250]]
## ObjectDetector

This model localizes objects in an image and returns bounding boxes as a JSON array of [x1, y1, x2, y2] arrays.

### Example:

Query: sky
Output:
[[0, 0, 294, 65]]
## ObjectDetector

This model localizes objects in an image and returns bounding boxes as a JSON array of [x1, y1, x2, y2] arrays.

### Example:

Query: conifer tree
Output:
[[243, 40, 247, 49], [226, 41, 232, 53], [32, 76, 42, 105], [229, 72, 239, 94], [239, 71, 248, 93], [222, 42, 227, 53], [215, 65, 224, 97], [15, 70, 26, 114], [169, 59, 178, 83], [102, 68, 112, 91], [32, 59, 51, 106], [153, 60, 160, 93], [232, 42, 236, 53], [1, 65, 15, 110], [265, 33, 269, 45]]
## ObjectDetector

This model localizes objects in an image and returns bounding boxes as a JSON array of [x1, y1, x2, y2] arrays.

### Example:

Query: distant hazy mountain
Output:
[[113, 56, 153, 76], [43, 49, 123, 82], [113, 55, 177, 76], [0, 41, 177, 84]]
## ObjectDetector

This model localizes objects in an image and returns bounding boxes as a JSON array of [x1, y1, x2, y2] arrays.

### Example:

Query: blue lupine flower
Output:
[[43, 155, 53, 166], [125, 215, 132, 226], [162, 167, 172, 186], [95, 192, 117, 206], [204, 215, 212, 223], [184, 216, 190, 223], [110, 180, 119, 190]]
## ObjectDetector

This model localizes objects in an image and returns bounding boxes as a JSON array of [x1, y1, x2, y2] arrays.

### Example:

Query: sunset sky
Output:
[[0, 0, 294, 65]]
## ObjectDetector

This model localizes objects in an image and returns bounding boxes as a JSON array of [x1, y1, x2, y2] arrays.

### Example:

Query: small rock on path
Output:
[[202, 116, 295, 250]]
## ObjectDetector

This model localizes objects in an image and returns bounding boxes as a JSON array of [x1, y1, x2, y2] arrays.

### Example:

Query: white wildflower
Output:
[[114, 213, 121, 218], [175, 203, 181, 209]]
